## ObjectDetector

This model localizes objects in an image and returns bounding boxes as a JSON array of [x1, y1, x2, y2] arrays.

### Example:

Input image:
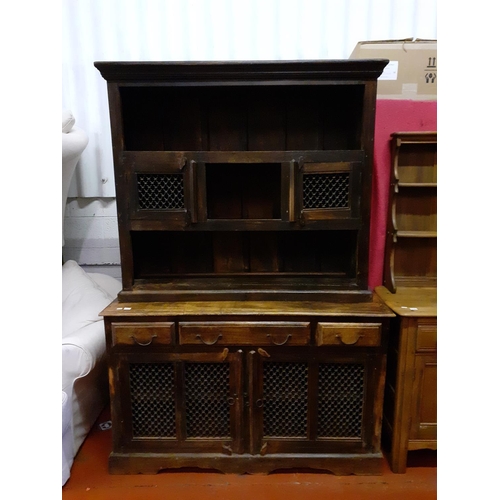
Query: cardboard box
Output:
[[350, 39, 437, 100]]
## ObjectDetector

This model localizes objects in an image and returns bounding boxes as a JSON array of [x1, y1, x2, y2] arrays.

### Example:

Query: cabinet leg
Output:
[[390, 442, 408, 473]]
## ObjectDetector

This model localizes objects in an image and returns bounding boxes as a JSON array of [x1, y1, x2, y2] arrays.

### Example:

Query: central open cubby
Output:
[[206, 163, 282, 220]]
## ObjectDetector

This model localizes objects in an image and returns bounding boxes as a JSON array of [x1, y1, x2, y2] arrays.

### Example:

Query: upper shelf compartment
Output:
[[95, 59, 389, 153], [392, 132, 437, 186], [119, 84, 366, 152]]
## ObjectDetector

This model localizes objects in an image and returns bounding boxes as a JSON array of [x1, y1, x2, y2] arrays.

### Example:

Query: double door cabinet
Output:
[[95, 60, 395, 474], [102, 300, 393, 474]]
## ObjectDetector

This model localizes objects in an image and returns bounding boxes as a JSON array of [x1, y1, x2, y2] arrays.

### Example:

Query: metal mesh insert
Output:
[[303, 173, 350, 209], [317, 363, 364, 438], [185, 363, 230, 438], [263, 362, 308, 438], [137, 173, 185, 210], [129, 363, 176, 438]]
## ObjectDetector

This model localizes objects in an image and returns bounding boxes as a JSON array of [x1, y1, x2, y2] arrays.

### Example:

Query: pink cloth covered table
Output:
[[368, 99, 437, 289]]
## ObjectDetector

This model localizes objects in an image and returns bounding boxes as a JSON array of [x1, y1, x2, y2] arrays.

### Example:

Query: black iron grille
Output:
[[317, 363, 364, 438], [185, 363, 230, 438], [137, 173, 185, 210], [129, 363, 176, 438], [303, 173, 350, 209], [263, 362, 308, 438]]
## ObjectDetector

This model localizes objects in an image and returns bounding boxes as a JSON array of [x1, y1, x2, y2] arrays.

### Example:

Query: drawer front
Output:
[[416, 319, 437, 352], [179, 322, 310, 346], [316, 322, 382, 347], [111, 322, 175, 347]]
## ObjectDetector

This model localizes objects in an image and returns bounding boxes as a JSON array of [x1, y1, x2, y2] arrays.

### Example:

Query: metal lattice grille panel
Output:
[[129, 363, 176, 438], [185, 363, 230, 438], [263, 362, 308, 438], [303, 173, 350, 209], [317, 363, 364, 438], [137, 173, 185, 210]]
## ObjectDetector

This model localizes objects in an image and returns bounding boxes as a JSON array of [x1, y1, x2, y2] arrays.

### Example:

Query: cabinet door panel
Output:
[[298, 161, 362, 222], [410, 354, 437, 441], [248, 349, 376, 455], [114, 351, 244, 454]]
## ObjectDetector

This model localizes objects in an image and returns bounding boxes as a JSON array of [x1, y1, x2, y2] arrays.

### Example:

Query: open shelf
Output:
[[120, 85, 365, 152], [131, 230, 358, 278], [206, 163, 281, 220], [94, 59, 388, 301], [384, 132, 437, 292]]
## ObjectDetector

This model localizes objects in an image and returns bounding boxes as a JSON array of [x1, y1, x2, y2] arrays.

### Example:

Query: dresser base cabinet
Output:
[[375, 286, 437, 473], [101, 299, 394, 475]]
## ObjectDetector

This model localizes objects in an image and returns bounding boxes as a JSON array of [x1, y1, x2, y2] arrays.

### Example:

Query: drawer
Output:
[[316, 322, 382, 346], [416, 319, 437, 351], [179, 322, 310, 346], [111, 322, 175, 347]]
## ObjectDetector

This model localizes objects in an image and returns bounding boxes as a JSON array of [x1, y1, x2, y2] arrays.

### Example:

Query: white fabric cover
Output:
[[62, 391, 73, 486], [62, 109, 75, 133], [62, 260, 120, 460]]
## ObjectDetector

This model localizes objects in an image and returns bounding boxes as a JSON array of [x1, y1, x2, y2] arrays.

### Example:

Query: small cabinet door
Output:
[[291, 160, 362, 224], [409, 353, 437, 442], [126, 154, 198, 226], [112, 349, 244, 455]]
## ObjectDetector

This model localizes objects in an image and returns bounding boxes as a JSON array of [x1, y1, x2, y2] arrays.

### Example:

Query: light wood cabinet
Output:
[[376, 130, 437, 473], [383, 132, 437, 292]]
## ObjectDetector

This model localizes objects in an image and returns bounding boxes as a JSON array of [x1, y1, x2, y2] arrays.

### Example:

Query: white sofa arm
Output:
[[62, 320, 107, 394]]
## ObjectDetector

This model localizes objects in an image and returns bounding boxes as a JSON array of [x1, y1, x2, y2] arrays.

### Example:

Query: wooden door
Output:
[[247, 348, 380, 456], [113, 350, 244, 455], [409, 353, 437, 443], [296, 161, 362, 224]]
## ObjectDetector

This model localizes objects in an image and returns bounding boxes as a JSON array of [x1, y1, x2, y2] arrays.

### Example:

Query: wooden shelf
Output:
[[384, 132, 437, 293], [398, 183, 437, 188], [397, 231, 437, 238]]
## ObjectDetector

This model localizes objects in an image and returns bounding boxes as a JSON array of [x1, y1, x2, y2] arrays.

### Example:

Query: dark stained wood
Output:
[[95, 61, 386, 301], [178, 321, 310, 346], [94, 59, 389, 83], [96, 59, 394, 476], [101, 298, 393, 474]]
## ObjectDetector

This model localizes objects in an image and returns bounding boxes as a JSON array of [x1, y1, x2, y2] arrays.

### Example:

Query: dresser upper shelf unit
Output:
[[95, 59, 389, 302]]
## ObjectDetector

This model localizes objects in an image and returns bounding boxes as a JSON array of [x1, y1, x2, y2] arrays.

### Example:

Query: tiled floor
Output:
[[62, 407, 437, 499]]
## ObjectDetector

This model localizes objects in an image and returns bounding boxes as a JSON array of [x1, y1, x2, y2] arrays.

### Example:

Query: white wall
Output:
[[63, 198, 122, 279], [62, 0, 438, 276]]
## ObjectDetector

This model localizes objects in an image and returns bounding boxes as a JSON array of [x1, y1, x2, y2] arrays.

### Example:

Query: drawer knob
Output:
[[195, 333, 222, 345], [266, 333, 291, 346], [130, 334, 157, 346], [335, 332, 364, 345]]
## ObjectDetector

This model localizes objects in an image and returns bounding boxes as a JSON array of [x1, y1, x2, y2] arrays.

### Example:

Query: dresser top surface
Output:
[[100, 298, 395, 319], [374, 286, 437, 317]]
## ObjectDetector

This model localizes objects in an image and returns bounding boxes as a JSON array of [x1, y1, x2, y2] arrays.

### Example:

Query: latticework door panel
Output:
[[137, 173, 185, 210], [303, 172, 350, 209], [317, 363, 365, 438], [263, 362, 308, 438], [185, 362, 231, 438], [129, 363, 176, 438]]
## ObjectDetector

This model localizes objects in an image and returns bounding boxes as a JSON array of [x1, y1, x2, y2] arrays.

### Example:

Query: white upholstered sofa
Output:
[[62, 111, 121, 485]]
